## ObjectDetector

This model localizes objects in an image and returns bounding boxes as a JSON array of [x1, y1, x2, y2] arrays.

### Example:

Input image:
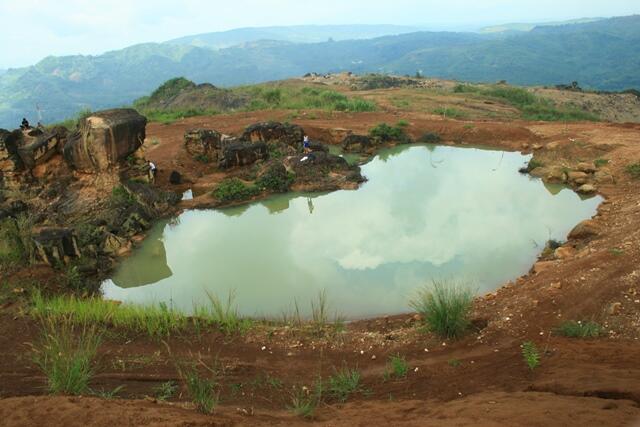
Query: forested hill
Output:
[[1, 15, 638, 128]]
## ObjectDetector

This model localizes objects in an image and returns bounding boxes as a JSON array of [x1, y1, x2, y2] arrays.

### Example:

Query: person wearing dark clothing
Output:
[[20, 118, 30, 130]]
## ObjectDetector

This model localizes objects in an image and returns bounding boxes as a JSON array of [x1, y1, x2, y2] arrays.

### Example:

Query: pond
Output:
[[101, 144, 601, 319]]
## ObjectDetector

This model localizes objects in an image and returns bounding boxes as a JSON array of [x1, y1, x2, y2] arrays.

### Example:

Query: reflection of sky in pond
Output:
[[101, 144, 601, 319]]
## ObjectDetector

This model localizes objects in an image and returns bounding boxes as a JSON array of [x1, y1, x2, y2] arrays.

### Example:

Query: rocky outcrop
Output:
[[184, 129, 236, 162], [241, 122, 304, 149], [63, 109, 146, 172], [218, 142, 268, 169], [342, 134, 372, 153], [568, 220, 600, 239], [32, 227, 81, 265], [285, 151, 364, 184], [0, 129, 24, 187], [17, 127, 67, 169]]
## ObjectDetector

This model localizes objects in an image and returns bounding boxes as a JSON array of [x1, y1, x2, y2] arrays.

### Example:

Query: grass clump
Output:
[[522, 341, 540, 371], [255, 170, 294, 193], [594, 158, 610, 167], [154, 381, 178, 401], [32, 318, 101, 395], [179, 363, 219, 414], [453, 84, 482, 94], [109, 185, 134, 206], [197, 290, 252, 335], [323, 366, 361, 402], [625, 162, 640, 179], [212, 178, 261, 202], [555, 320, 603, 338], [526, 158, 544, 172], [409, 280, 475, 339], [384, 355, 409, 380], [289, 387, 319, 418], [143, 108, 218, 125]]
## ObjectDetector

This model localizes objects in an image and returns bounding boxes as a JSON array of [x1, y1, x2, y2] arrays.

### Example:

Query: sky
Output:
[[0, 0, 639, 69]]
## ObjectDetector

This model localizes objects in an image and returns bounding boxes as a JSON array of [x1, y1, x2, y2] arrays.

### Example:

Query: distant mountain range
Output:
[[166, 24, 430, 49], [1, 16, 639, 128], [478, 18, 603, 33]]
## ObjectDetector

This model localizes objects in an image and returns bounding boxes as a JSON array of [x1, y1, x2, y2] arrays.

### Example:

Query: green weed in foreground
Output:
[[555, 320, 603, 338], [212, 178, 261, 202], [625, 162, 640, 179], [409, 280, 475, 339], [198, 290, 253, 335], [179, 364, 219, 414], [289, 387, 319, 418], [154, 381, 178, 401], [384, 354, 409, 380], [522, 341, 540, 371], [32, 318, 101, 395], [323, 366, 361, 402]]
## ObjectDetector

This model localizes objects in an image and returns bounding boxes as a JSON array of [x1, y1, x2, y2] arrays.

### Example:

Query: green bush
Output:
[[418, 132, 442, 144], [109, 185, 134, 206], [555, 320, 603, 338], [369, 123, 410, 143], [409, 280, 475, 339], [453, 84, 481, 93], [625, 162, 640, 178], [256, 171, 294, 193], [213, 178, 261, 202]]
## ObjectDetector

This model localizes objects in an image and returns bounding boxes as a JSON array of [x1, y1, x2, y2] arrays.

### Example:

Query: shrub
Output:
[[409, 280, 475, 339], [212, 178, 261, 202], [594, 158, 609, 168], [384, 355, 409, 380], [32, 318, 101, 395], [369, 123, 410, 143], [527, 159, 544, 171], [522, 341, 540, 371], [555, 321, 603, 338], [109, 185, 134, 206], [625, 162, 640, 179], [256, 170, 294, 193], [418, 132, 441, 144], [453, 84, 481, 93]]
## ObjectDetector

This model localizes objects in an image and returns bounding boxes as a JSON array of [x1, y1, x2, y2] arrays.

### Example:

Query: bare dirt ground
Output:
[[2, 97, 640, 425]]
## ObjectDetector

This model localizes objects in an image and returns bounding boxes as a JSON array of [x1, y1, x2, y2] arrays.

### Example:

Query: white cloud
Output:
[[1, 0, 639, 68]]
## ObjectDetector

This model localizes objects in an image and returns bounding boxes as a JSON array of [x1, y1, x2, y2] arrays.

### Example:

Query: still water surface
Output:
[[101, 144, 601, 318]]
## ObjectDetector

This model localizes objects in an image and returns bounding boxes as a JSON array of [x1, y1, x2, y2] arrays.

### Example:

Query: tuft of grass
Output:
[[92, 385, 125, 399], [453, 84, 482, 94], [555, 320, 603, 338], [625, 162, 640, 179], [526, 159, 544, 172], [522, 341, 540, 371], [154, 381, 178, 401], [289, 387, 319, 418], [448, 358, 461, 367], [200, 290, 253, 335], [384, 355, 409, 380], [323, 366, 361, 402], [32, 317, 101, 395], [409, 280, 475, 339], [594, 158, 609, 168], [179, 363, 219, 414], [418, 132, 441, 144]]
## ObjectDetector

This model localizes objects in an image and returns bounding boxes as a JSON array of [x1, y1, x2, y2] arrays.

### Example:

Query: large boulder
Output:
[[32, 227, 81, 265], [342, 134, 373, 153], [218, 141, 268, 169], [184, 129, 235, 161], [286, 151, 364, 183], [241, 122, 304, 149], [0, 129, 24, 187], [17, 127, 67, 169], [63, 109, 146, 172], [568, 219, 600, 239]]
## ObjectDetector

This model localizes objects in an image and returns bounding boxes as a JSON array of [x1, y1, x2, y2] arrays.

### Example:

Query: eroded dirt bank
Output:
[[1, 110, 640, 426]]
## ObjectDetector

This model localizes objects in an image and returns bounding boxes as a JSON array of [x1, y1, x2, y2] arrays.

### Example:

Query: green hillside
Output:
[[1, 15, 639, 128]]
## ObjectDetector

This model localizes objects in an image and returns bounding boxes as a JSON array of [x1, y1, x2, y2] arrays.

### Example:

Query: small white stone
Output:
[[360, 350, 364, 355], [371, 355, 377, 360], [424, 348, 429, 352], [261, 346, 266, 351], [414, 367, 419, 372]]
